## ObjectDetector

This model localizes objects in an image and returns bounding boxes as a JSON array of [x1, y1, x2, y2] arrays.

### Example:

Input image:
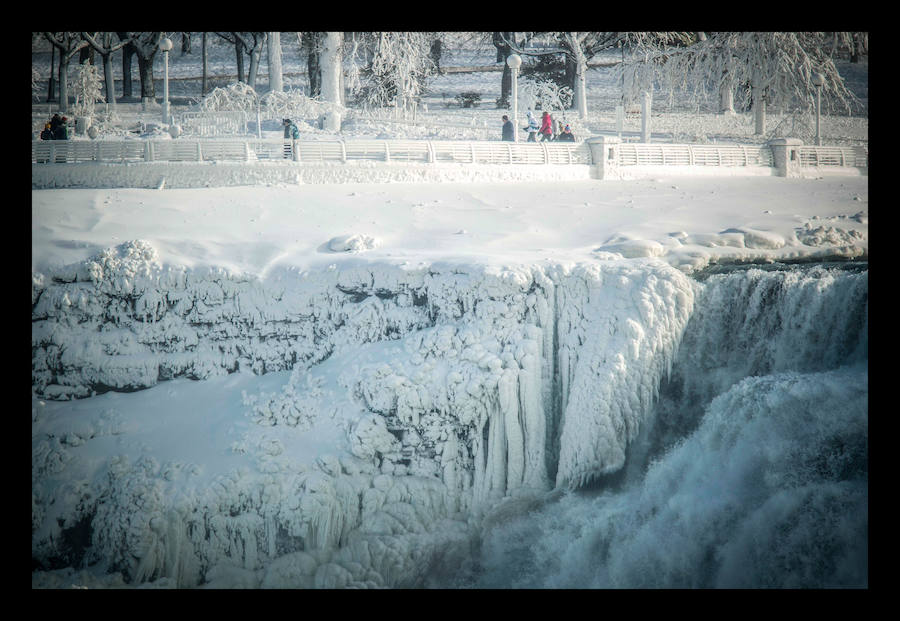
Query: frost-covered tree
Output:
[[519, 78, 573, 117], [237, 32, 266, 90], [216, 32, 266, 88], [499, 32, 630, 118], [118, 32, 162, 103], [302, 32, 324, 97], [43, 32, 88, 113], [201, 32, 210, 96], [82, 32, 133, 114], [622, 32, 863, 134], [72, 60, 105, 120], [353, 32, 436, 115]]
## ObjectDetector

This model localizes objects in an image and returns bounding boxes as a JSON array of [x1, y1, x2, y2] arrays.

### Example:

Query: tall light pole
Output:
[[159, 37, 173, 125], [507, 53, 522, 142], [812, 72, 825, 146]]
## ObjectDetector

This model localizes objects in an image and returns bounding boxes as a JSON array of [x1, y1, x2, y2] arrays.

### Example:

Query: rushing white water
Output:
[[426, 264, 868, 588]]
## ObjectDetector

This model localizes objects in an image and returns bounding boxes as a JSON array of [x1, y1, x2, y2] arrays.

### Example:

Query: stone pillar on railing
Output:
[[768, 138, 803, 177], [585, 135, 621, 180]]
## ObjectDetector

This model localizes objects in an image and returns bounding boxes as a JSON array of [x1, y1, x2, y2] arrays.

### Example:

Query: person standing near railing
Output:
[[501, 115, 514, 141], [557, 124, 576, 142], [539, 111, 553, 142], [282, 118, 299, 159], [524, 110, 539, 142]]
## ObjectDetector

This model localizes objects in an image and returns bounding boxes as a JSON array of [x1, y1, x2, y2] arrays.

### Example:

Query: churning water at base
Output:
[[427, 264, 868, 589]]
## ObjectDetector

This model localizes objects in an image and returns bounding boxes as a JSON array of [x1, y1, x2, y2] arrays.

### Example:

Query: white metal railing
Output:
[[615, 143, 774, 167], [177, 111, 248, 137], [797, 145, 868, 168], [32, 138, 593, 166], [31, 139, 868, 171]]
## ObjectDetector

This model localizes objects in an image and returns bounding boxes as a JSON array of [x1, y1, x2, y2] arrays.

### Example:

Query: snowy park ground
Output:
[[32, 35, 868, 589]]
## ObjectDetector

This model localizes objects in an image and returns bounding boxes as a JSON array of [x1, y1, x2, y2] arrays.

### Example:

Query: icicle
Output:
[[498, 367, 524, 492]]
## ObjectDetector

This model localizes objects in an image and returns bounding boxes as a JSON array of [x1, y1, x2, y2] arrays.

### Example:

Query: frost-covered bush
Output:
[[519, 79, 573, 115], [261, 88, 341, 125], [352, 32, 435, 115]]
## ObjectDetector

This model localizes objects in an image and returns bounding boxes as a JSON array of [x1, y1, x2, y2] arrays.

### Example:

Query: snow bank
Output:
[[32, 239, 697, 586]]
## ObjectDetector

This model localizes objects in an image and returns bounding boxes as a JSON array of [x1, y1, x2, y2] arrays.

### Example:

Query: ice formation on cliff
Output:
[[32, 239, 697, 587]]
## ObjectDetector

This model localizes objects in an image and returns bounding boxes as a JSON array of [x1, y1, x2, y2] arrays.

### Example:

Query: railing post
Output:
[[768, 137, 803, 177], [197, 141, 203, 161], [585, 135, 620, 180]]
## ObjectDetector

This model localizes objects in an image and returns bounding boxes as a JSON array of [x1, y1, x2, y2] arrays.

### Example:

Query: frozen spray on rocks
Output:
[[32, 239, 696, 587]]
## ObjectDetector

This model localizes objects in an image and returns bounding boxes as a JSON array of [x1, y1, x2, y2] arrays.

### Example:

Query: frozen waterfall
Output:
[[426, 263, 868, 588], [31, 246, 867, 589]]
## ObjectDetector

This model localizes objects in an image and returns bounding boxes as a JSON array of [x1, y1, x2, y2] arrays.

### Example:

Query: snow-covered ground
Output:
[[32, 34, 868, 589]]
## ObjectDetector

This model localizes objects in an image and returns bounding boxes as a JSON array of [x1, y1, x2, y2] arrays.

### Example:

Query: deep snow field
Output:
[[32, 34, 868, 589]]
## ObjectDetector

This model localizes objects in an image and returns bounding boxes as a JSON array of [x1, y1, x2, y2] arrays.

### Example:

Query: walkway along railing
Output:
[[32, 139, 593, 166], [32, 138, 867, 173]]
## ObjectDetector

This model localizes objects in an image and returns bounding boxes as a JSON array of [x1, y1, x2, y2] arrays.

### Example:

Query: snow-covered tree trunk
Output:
[[44, 32, 87, 114], [266, 32, 283, 93], [248, 42, 262, 90], [201, 33, 209, 96], [100, 56, 116, 114], [320, 32, 343, 131], [57, 56, 71, 113], [752, 68, 765, 135], [137, 55, 155, 101], [574, 46, 588, 118], [719, 72, 734, 115], [120, 38, 134, 99], [83, 33, 133, 116], [128, 33, 161, 106]]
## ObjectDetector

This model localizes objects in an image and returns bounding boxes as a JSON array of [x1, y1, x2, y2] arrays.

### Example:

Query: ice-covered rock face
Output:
[[32, 240, 697, 587]]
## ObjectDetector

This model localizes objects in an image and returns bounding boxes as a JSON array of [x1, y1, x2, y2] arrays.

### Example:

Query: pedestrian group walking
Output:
[[39, 113, 70, 140], [501, 110, 576, 143]]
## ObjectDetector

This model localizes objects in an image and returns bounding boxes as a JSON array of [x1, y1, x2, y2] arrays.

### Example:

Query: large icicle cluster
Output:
[[32, 240, 697, 587]]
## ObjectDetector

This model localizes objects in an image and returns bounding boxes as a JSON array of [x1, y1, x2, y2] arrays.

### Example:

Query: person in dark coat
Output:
[[282, 118, 300, 159], [557, 124, 576, 142], [53, 116, 69, 140], [49, 114, 62, 132], [501, 115, 514, 141], [40, 123, 54, 140]]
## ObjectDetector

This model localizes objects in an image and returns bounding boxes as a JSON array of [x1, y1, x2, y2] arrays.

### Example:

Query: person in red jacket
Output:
[[539, 111, 554, 142]]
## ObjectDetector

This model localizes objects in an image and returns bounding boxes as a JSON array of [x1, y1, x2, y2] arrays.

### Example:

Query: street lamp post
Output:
[[159, 37, 173, 125], [507, 54, 522, 143], [812, 72, 825, 146]]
